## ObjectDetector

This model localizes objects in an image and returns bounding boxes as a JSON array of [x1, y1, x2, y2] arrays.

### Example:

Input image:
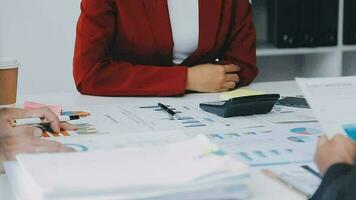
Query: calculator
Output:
[[199, 94, 280, 118]]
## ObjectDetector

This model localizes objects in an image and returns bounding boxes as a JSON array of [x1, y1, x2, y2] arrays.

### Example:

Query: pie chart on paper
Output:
[[288, 136, 313, 143], [290, 127, 321, 136]]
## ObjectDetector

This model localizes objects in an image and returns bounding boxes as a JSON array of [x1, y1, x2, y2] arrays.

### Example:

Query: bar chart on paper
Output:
[[70, 101, 263, 134], [206, 127, 318, 167], [138, 104, 209, 128], [41, 121, 108, 138]]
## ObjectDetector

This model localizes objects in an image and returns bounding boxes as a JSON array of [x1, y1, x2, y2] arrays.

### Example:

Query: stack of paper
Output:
[[5, 136, 250, 200]]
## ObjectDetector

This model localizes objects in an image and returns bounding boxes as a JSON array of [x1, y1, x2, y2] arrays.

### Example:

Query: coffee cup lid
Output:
[[0, 57, 19, 69]]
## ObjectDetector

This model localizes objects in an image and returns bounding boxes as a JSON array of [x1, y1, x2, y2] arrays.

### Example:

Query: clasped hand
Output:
[[186, 64, 240, 92]]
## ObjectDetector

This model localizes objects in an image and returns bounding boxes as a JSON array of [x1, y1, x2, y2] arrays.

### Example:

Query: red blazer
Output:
[[73, 0, 258, 96]]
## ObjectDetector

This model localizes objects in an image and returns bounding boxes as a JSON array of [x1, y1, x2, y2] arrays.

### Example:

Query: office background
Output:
[[1, 0, 356, 94]]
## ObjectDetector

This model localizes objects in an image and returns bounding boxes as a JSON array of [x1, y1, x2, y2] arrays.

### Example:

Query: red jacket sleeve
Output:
[[220, 0, 258, 87], [73, 0, 188, 96]]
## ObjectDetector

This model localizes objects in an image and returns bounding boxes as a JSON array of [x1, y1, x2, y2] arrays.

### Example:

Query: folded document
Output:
[[5, 135, 250, 200], [297, 76, 356, 140]]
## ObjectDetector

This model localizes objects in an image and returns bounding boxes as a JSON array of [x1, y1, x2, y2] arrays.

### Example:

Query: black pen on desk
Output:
[[158, 103, 181, 120], [301, 165, 321, 178]]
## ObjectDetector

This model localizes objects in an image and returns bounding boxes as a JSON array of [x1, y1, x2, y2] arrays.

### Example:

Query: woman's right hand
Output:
[[186, 64, 240, 93]]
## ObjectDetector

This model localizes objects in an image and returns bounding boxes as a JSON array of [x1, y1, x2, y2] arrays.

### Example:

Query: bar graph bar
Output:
[[41, 123, 106, 138]]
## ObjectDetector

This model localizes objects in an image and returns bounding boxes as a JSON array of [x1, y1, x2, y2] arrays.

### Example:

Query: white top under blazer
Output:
[[167, 0, 199, 65]]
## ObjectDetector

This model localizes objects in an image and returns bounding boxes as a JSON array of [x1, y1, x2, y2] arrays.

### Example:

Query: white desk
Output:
[[0, 81, 307, 200]]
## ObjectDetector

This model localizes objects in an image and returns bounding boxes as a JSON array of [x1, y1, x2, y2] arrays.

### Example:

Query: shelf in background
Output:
[[257, 46, 338, 57], [252, 0, 356, 82], [342, 45, 356, 52]]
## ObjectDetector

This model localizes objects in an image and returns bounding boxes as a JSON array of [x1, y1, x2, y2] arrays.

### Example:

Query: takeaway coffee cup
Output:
[[0, 58, 19, 105]]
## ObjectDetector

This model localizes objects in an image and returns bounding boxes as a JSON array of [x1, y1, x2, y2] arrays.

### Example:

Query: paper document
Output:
[[48, 122, 322, 168], [297, 76, 356, 140], [36, 99, 320, 168], [49, 123, 322, 167], [5, 136, 250, 200]]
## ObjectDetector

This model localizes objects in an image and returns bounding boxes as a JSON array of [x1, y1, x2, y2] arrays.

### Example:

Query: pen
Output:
[[301, 165, 321, 178], [158, 103, 181, 120], [11, 115, 84, 127]]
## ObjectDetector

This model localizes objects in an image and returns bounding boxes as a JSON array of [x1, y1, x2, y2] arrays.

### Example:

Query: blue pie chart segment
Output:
[[290, 127, 321, 136], [343, 124, 356, 141]]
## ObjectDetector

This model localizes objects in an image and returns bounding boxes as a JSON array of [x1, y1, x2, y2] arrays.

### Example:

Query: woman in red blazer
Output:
[[73, 0, 258, 96]]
